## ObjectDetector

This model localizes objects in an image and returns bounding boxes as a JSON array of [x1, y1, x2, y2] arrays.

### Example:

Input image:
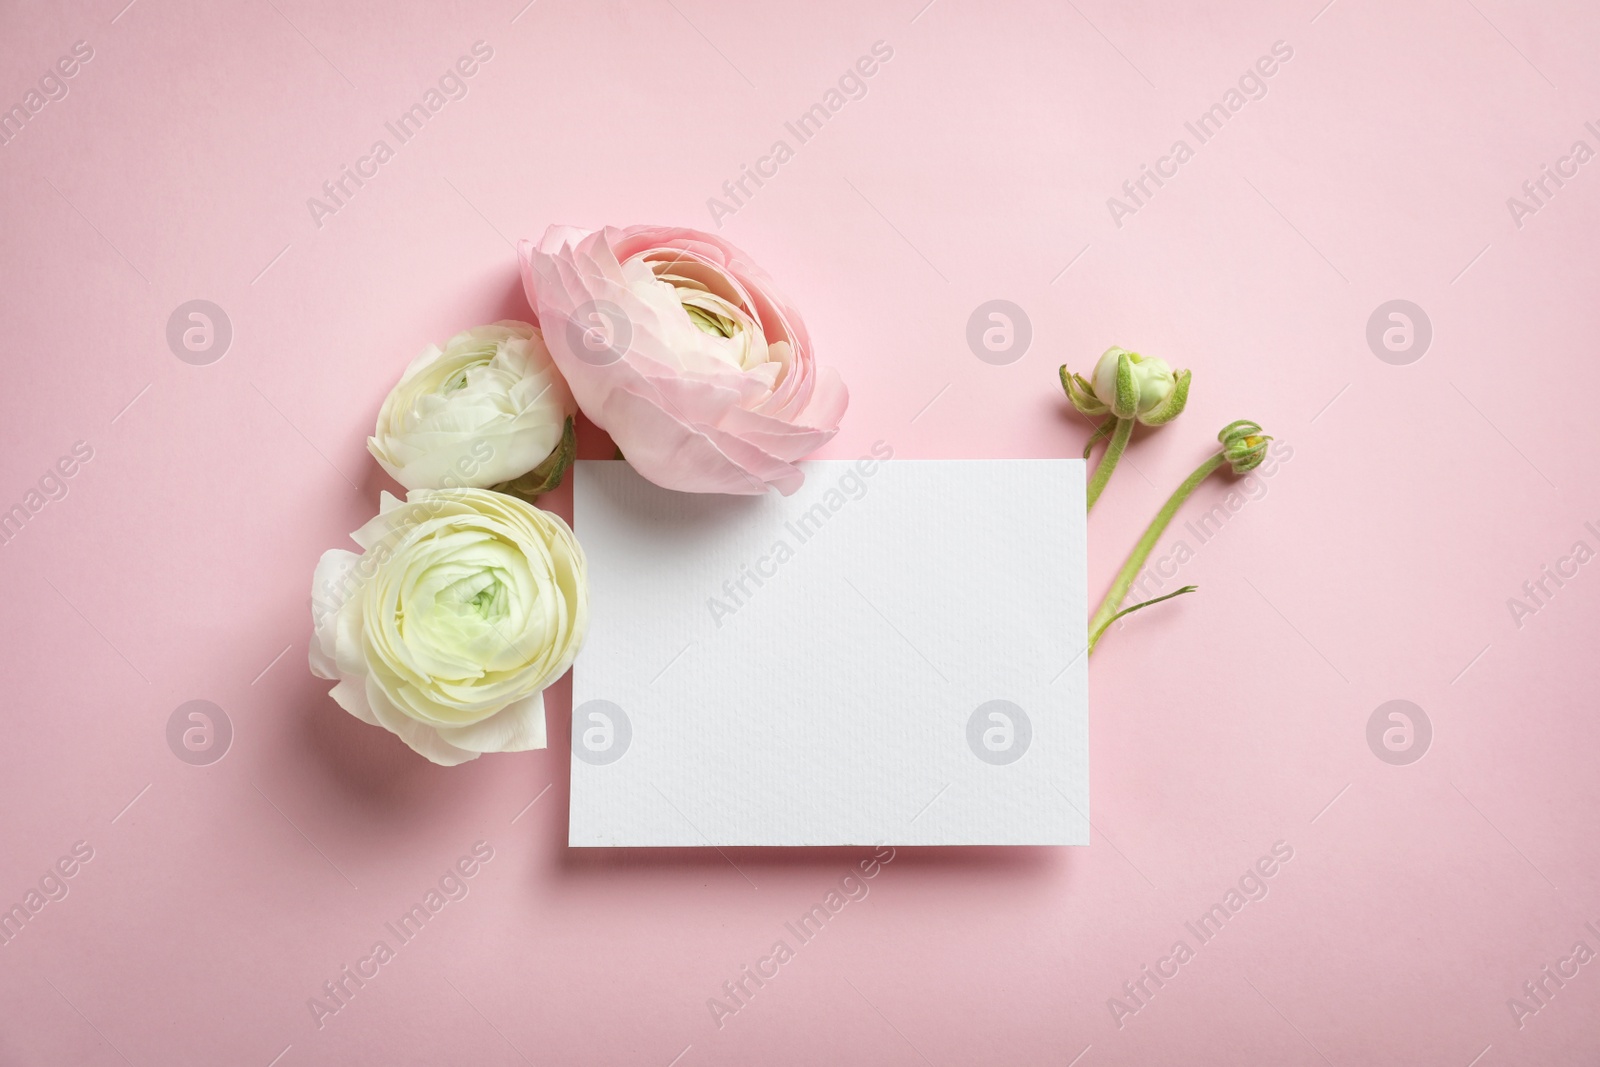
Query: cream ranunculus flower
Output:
[[368, 322, 576, 495], [309, 488, 588, 765]]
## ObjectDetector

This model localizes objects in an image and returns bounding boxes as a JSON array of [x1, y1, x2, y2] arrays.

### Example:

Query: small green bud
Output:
[[1218, 419, 1271, 473]]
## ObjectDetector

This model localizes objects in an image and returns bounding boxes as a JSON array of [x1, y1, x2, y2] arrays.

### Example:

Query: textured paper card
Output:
[[568, 457, 1088, 847]]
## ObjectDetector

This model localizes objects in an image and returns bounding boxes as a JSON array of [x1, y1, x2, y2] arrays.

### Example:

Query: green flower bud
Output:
[[1218, 419, 1271, 473], [1096, 347, 1176, 422], [1062, 347, 1189, 426]]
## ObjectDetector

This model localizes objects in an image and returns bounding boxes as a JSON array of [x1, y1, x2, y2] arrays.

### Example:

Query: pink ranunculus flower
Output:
[[519, 225, 848, 495]]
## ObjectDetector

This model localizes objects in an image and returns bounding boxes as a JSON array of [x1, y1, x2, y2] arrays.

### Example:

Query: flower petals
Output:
[[309, 488, 588, 766], [368, 322, 576, 492], [522, 224, 845, 495]]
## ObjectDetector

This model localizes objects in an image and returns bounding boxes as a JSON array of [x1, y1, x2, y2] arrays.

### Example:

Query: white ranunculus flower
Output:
[[368, 322, 576, 493], [309, 488, 588, 766]]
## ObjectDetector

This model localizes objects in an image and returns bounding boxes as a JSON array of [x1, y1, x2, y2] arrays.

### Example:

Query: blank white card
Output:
[[568, 457, 1088, 847]]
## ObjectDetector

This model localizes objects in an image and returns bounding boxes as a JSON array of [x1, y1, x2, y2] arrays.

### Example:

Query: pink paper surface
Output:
[[3, 0, 1598, 1064]]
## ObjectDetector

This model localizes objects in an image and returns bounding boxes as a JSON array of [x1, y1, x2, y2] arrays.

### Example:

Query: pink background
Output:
[[3, 0, 1598, 1063]]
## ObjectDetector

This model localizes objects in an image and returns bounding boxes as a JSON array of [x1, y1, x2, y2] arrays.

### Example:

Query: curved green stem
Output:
[[1081, 419, 1114, 460], [1087, 585, 1197, 650], [1088, 451, 1225, 653], [1084, 417, 1133, 512]]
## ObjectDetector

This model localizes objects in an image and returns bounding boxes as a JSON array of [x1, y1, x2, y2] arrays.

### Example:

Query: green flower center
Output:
[[684, 304, 737, 338]]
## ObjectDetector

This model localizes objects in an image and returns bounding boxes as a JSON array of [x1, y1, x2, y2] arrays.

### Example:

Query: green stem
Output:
[[1084, 417, 1133, 512], [1087, 451, 1226, 653], [1081, 419, 1114, 460], [1087, 585, 1197, 650]]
